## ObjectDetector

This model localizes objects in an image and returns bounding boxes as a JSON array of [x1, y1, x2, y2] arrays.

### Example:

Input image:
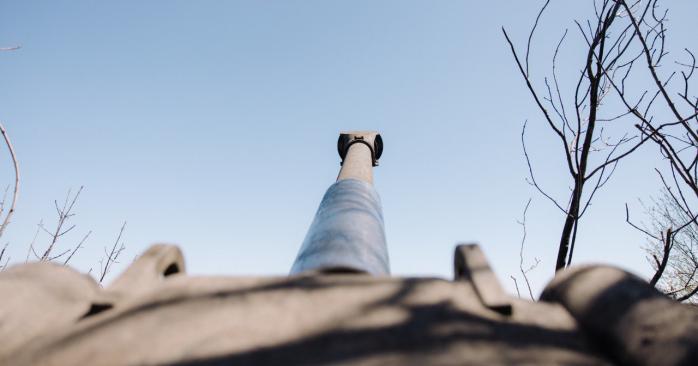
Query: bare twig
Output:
[[521, 121, 567, 213], [649, 228, 673, 286], [63, 230, 91, 265], [98, 222, 127, 284], [510, 275, 522, 298], [525, 0, 552, 77], [25, 220, 42, 262], [676, 283, 698, 302], [40, 187, 83, 261], [0, 253, 9, 271], [0, 242, 8, 269], [517, 199, 539, 300], [0, 123, 20, 240]]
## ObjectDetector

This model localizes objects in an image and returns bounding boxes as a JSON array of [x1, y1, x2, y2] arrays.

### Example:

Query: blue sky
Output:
[[1, 1, 697, 295]]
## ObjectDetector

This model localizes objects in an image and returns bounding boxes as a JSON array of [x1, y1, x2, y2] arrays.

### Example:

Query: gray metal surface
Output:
[[290, 178, 390, 275]]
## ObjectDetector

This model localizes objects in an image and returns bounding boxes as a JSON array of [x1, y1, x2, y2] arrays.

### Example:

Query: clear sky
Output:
[[1, 1, 697, 296]]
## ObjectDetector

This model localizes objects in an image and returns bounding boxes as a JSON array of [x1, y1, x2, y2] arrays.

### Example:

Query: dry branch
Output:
[[0, 123, 20, 240], [39, 187, 84, 260], [505, 0, 692, 272], [99, 222, 127, 284]]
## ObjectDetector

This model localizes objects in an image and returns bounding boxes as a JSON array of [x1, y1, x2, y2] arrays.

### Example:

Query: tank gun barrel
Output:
[[290, 131, 389, 275]]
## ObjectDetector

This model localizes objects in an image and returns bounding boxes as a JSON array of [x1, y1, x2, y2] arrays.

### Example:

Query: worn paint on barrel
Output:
[[290, 178, 390, 275]]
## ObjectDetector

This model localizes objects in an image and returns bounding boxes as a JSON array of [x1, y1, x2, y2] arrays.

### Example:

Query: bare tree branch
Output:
[[507, 0, 697, 273], [99, 222, 127, 284], [510, 275, 522, 298], [0, 123, 20, 240], [0, 242, 8, 270], [649, 228, 673, 286], [63, 230, 91, 265], [24, 220, 42, 262], [40, 187, 84, 261], [517, 198, 539, 300]]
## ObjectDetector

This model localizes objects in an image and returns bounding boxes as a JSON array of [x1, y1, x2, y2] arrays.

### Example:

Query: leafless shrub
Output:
[[627, 189, 698, 303], [0, 52, 129, 278], [0, 126, 128, 281]]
